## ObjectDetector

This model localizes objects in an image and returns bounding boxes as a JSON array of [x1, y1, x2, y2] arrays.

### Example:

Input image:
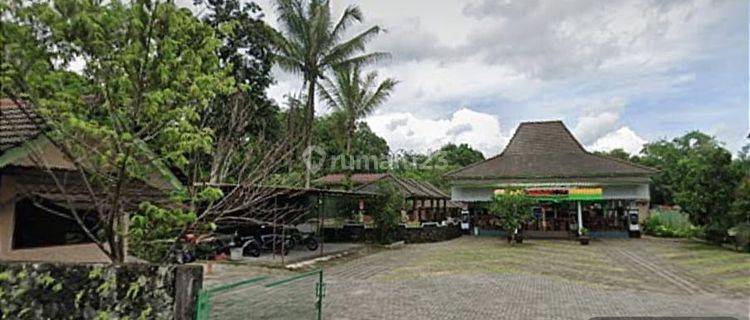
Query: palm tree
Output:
[[271, 0, 386, 187], [319, 64, 397, 157]]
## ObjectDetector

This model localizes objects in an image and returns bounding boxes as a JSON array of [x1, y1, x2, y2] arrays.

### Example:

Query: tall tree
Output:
[[436, 143, 485, 167], [270, 0, 386, 187], [319, 64, 397, 157], [2, 0, 298, 263], [312, 115, 389, 175], [639, 132, 740, 230], [593, 148, 633, 162], [199, 0, 280, 183], [2, 0, 234, 263]]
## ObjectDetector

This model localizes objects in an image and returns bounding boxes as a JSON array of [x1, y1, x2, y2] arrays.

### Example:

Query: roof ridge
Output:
[[558, 120, 588, 153], [445, 121, 527, 177], [586, 152, 659, 173], [518, 120, 564, 125], [446, 120, 574, 178]]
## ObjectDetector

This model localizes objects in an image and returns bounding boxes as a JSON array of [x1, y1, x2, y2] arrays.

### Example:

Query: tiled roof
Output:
[[446, 120, 657, 180], [0, 99, 44, 153], [352, 173, 450, 199], [7, 167, 171, 210], [316, 173, 389, 185]]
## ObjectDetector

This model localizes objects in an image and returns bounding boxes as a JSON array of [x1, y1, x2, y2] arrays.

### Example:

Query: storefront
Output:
[[447, 121, 657, 238]]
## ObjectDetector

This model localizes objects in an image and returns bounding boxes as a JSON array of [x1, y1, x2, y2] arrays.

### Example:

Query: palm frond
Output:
[[330, 5, 363, 42], [335, 52, 390, 69], [317, 77, 341, 111], [361, 76, 397, 116], [322, 26, 382, 66]]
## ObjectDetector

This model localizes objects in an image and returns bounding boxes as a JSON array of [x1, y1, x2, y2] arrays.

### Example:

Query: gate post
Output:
[[316, 270, 325, 320], [195, 291, 211, 320]]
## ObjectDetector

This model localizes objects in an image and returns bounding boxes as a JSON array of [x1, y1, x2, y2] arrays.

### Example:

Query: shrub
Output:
[[489, 191, 536, 243], [703, 222, 729, 243], [728, 222, 750, 252], [643, 210, 698, 238], [373, 181, 404, 244]]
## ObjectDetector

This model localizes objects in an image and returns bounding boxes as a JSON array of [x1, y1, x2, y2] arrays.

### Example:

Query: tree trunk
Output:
[[286, 104, 297, 173], [346, 122, 354, 157], [304, 79, 316, 188]]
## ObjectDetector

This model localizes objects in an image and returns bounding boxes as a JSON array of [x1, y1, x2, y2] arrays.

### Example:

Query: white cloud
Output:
[[573, 98, 626, 145], [366, 108, 507, 156], [588, 127, 647, 155], [250, 0, 745, 153]]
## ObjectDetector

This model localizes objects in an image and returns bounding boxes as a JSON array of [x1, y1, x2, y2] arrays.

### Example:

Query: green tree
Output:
[[731, 176, 750, 224], [200, 0, 282, 182], [640, 132, 739, 234], [489, 192, 537, 244], [732, 144, 750, 177], [435, 143, 485, 167], [312, 116, 389, 175], [319, 64, 397, 157], [639, 139, 690, 205], [351, 123, 389, 163], [593, 148, 633, 162], [373, 181, 403, 244], [2, 0, 234, 263], [393, 144, 484, 192], [270, 0, 386, 187]]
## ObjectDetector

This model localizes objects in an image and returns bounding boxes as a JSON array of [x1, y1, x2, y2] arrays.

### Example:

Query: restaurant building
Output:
[[446, 120, 658, 238]]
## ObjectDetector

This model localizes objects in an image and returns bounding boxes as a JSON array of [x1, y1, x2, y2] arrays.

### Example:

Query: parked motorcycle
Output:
[[286, 227, 320, 251], [171, 233, 233, 264]]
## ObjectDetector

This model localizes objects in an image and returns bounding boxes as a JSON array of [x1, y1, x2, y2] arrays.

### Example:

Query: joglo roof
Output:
[[446, 121, 657, 180]]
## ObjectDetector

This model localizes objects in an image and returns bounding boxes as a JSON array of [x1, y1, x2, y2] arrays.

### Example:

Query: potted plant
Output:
[[489, 190, 536, 245], [579, 227, 590, 245]]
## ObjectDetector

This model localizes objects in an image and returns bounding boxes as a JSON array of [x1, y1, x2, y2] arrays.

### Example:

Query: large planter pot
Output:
[[579, 236, 590, 245]]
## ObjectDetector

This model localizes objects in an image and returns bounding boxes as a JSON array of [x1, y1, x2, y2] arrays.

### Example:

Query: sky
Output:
[[218, 0, 749, 157]]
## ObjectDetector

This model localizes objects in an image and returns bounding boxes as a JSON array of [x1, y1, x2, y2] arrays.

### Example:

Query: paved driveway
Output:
[[204, 236, 749, 319], [321, 237, 749, 320]]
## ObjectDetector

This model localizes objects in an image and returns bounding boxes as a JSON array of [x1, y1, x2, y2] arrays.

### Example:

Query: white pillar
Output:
[[577, 201, 583, 235]]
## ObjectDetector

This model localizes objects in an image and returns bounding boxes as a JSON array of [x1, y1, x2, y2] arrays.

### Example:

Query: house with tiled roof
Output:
[[0, 99, 173, 262], [318, 172, 461, 222], [316, 173, 391, 189], [0, 99, 113, 262], [447, 120, 657, 238]]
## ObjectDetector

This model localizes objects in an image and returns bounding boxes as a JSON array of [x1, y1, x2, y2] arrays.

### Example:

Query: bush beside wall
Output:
[[0, 262, 202, 320]]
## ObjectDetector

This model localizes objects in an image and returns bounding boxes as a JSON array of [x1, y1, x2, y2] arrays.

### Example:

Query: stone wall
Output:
[[0, 262, 202, 320], [323, 224, 462, 244]]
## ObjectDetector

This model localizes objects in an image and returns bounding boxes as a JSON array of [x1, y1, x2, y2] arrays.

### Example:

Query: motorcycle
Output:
[[286, 227, 320, 251], [171, 233, 233, 264]]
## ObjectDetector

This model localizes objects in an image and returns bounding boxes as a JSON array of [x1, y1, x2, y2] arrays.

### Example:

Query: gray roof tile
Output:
[[0, 99, 43, 153], [447, 120, 657, 179]]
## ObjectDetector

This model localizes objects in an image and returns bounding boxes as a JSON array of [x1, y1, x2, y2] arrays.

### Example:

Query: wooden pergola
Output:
[[353, 174, 452, 222]]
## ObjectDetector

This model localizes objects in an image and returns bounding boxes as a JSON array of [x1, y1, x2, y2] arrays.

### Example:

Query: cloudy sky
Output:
[[252, 0, 748, 156]]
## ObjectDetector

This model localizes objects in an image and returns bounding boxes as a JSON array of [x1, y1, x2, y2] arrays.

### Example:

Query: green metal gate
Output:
[[195, 269, 325, 320]]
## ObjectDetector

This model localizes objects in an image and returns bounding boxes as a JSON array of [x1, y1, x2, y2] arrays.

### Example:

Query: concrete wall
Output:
[[0, 173, 109, 263]]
